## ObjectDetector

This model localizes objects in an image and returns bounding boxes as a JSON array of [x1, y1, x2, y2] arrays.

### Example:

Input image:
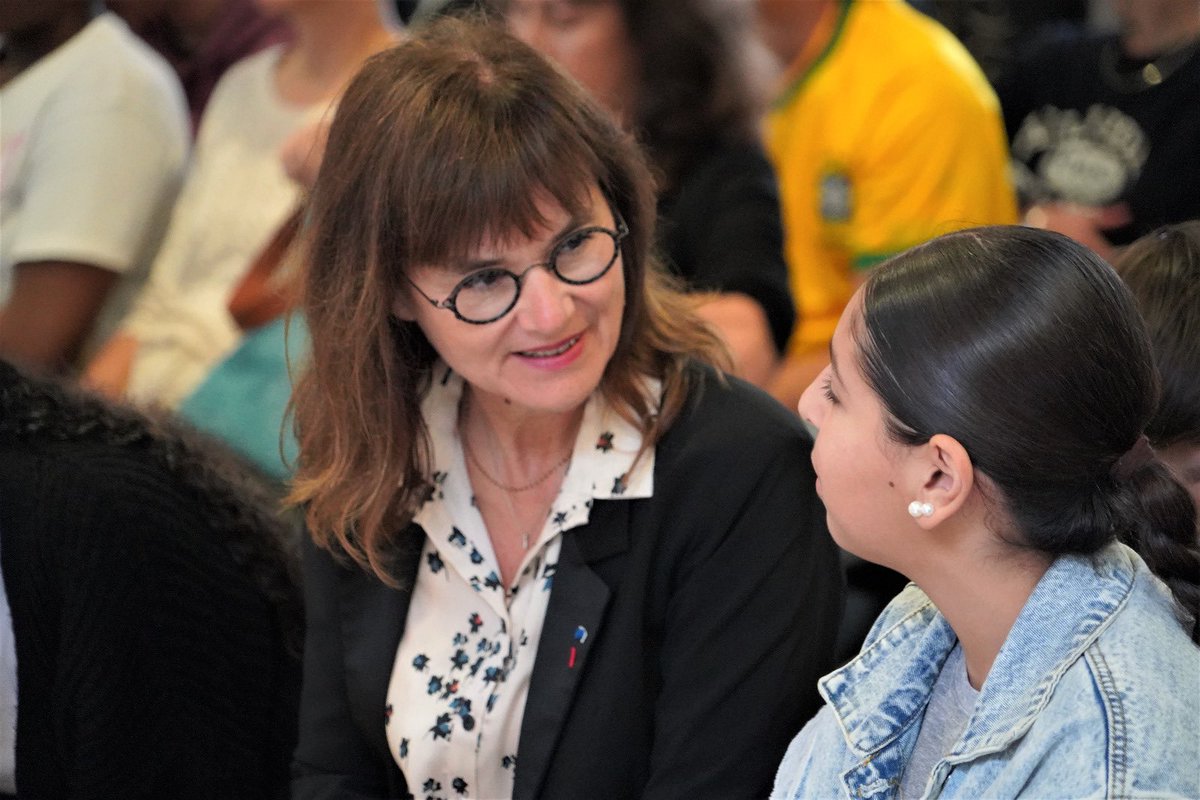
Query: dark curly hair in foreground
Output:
[[0, 360, 303, 653]]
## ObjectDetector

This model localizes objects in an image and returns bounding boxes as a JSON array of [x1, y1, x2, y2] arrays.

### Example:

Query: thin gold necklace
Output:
[[459, 393, 572, 551], [501, 491, 547, 553], [463, 436, 572, 492], [463, 440, 565, 551], [459, 392, 573, 492]]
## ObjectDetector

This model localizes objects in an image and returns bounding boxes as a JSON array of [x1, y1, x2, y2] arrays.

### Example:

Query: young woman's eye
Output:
[[822, 377, 839, 405]]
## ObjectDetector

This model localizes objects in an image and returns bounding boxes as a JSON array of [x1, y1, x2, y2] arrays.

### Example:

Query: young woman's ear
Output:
[[906, 433, 974, 529]]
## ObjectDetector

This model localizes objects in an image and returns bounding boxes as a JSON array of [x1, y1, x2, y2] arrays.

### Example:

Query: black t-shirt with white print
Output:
[[999, 32, 1200, 245]]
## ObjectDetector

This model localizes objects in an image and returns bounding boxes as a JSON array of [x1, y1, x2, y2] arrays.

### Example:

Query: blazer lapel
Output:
[[340, 528, 424, 762], [513, 499, 630, 800]]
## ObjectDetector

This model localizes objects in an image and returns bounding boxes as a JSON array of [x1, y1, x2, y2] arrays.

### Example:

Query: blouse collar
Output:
[[416, 363, 656, 538]]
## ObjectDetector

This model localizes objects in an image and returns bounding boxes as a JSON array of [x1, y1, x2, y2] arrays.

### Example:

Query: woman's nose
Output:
[[514, 266, 572, 332], [797, 372, 826, 430]]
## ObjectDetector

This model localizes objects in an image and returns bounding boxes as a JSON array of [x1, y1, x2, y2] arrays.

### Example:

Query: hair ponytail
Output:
[[1120, 460, 1200, 642]]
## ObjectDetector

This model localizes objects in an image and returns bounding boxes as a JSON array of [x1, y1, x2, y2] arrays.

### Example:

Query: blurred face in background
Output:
[[1112, 0, 1200, 57], [752, 0, 831, 66], [501, 0, 639, 125]]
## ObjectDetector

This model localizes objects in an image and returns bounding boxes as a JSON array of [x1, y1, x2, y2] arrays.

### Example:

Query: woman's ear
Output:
[[392, 288, 417, 321], [906, 433, 974, 529]]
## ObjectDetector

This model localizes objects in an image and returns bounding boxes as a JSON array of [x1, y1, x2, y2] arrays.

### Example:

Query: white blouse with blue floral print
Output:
[[384, 365, 656, 800]]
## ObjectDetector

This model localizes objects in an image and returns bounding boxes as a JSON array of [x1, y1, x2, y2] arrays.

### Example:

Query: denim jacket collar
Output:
[[822, 544, 1138, 763]]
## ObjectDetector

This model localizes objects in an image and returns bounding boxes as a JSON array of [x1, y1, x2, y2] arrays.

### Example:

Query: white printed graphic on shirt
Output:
[[1011, 103, 1149, 206]]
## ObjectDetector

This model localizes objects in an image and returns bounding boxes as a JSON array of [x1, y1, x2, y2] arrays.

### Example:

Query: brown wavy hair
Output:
[[287, 18, 727, 582], [614, 0, 769, 191], [1114, 222, 1200, 452]]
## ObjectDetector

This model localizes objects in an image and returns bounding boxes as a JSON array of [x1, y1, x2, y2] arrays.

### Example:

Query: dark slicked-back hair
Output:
[[288, 18, 725, 581], [857, 226, 1199, 640]]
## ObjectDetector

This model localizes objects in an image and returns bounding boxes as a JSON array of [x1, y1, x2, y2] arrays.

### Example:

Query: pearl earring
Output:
[[907, 501, 934, 518]]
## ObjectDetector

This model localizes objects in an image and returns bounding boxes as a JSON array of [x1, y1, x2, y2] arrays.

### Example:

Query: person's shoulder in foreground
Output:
[[0, 360, 301, 799], [666, 361, 814, 458]]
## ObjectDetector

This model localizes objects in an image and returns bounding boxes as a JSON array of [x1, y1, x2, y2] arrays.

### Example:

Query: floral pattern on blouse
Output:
[[385, 364, 656, 800]]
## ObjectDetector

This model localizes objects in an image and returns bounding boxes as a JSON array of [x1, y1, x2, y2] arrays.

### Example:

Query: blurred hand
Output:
[[695, 292, 779, 388], [82, 331, 138, 398], [1023, 201, 1132, 263], [280, 117, 331, 189]]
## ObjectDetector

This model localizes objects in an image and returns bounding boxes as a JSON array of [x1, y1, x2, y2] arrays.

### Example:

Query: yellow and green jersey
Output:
[[767, 0, 1018, 355]]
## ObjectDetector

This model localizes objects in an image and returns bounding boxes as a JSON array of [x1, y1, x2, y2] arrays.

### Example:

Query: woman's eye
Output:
[[821, 377, 839, 405], [459, 268, 508, 292], [557, 229, 591, 254]]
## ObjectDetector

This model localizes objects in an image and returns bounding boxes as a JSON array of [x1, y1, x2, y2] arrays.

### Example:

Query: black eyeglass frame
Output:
[[404, 215, 629, 325]]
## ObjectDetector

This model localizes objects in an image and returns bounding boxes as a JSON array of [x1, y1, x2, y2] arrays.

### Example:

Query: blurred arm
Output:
[[0, 261, 117, 370]]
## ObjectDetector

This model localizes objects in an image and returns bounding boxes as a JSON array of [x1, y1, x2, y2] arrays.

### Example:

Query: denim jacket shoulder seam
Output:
[[1085, 643, 1128, 799]]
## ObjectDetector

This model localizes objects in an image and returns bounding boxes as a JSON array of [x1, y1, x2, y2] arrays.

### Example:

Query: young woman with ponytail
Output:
[[772, 226, 1200, 800]]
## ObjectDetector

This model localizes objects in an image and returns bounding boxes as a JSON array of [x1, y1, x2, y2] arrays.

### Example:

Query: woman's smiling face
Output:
[[395, 184, 626, 418]]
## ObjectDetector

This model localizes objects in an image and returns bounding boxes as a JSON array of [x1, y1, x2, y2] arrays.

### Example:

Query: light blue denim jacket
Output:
[[773, 543, 1200, 799]]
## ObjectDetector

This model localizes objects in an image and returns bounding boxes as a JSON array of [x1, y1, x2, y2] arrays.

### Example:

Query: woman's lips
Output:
[[516, 334, 581, 358], [513, 333, 586, 370]]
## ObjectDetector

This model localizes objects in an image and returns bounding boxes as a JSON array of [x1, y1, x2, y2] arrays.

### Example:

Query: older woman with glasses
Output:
[[289, 18, 842, 800], [496, 0, 795, 388]]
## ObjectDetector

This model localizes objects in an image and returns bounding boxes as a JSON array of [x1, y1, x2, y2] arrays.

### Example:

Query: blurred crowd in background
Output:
[[1, 1, 1197, 795], [4, 0, 1196, 436]]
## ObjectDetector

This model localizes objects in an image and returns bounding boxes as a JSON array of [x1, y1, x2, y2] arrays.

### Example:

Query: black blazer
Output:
[[292, 370, 843, 799]]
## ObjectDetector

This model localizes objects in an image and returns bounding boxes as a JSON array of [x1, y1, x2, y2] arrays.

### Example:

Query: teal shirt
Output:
[[180, 316, 307, 482]]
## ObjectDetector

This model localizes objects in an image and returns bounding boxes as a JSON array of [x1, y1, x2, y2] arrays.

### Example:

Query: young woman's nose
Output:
[[797, 369, 828, 430]]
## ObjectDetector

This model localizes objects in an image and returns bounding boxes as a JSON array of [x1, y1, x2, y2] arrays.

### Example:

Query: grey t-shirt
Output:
[[900, 643, 979, 799]]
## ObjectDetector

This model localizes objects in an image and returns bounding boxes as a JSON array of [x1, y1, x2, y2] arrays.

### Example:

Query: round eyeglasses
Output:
[[405, 217, 629, 324]]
